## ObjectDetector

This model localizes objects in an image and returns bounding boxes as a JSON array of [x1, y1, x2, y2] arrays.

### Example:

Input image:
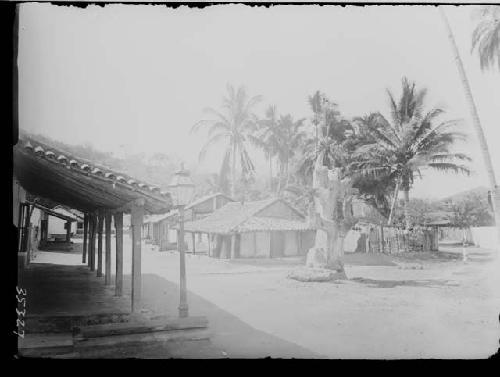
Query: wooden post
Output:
[[131, 202, 144, 313], [207, 233, 211, 257], [178, 206, 188, 318], [65, 221, 71, 242], [114, 212, 124, 296], [192, 232, 196, 255], [254, 232, 257, 257], [89, 214, 96, 271], [104, 211, 112, 285], [379, 225, 384, 254], [82, 213, 88, 264], [97, 211, 104, 277], [22, 204, 31, 252], [230, 233, 237, 259]]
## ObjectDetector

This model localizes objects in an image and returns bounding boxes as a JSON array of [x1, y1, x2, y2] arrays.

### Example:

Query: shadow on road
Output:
[[350, 277, 459, 289], [122, 273, 321, 358]]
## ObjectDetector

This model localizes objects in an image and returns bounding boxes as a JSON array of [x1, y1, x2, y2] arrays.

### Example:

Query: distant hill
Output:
[[442, 186, 490, 203]]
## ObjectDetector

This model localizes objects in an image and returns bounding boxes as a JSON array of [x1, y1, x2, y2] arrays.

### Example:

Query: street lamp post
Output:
[[168, 163, 195, 318]]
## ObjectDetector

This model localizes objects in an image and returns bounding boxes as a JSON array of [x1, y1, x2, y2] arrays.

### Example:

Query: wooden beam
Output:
[[130, 203, 144, 313], [104, 211, 112, 285], [82, 213, 88, 264], [114, 212, 124, 296], [97, 211, 104, 277]]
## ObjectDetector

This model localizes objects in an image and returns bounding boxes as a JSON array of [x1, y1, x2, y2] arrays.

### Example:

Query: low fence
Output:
[[346, 226, 438, 254], [364, 225, 438, 254]]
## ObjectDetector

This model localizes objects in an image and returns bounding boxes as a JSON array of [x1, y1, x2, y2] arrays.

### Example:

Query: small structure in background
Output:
[[142, 192, 234, 252], [182, 197, 316, 259]]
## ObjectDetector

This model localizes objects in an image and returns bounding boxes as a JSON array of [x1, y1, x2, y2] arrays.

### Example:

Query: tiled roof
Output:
[[144, 210, 178, 224], [235, 217, 314, 233], [185, 192, 234, 210], [15, 132, 172, 214], [182, 198, 308, 234], [18, 133, 170, 200]]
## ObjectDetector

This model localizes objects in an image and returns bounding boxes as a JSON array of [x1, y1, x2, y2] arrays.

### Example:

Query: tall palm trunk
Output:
[[387, 179, 401, 225], [403, 189, 411, 230], [231, 143, 237, 198], [440, 7, 500, 244], [269, 154, 273, 191]]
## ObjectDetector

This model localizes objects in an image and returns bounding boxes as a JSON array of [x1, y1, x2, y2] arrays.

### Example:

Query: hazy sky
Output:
[[18, 3, 500, 198]]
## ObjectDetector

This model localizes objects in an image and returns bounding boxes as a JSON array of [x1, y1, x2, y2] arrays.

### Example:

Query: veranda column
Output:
[[97, 211, 104, 277], [65, 220, 71, 242], [192, 233, 196, 255], [82, 213, 88, 264], [230, 233, 237, 259], [207, 233, 211, 257], [131, 202, 144, 313], [114, 211, 124, 296], [104, 211, 112, 285], [89, 214, 96, 271]]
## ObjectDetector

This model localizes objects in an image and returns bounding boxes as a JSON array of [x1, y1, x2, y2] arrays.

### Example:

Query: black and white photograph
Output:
[[11, 1, 500, 359]]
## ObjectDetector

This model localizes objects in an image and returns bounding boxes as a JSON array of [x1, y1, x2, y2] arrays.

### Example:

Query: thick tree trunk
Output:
[[440, 7, 500, 245], [305, 151, 355, 278]]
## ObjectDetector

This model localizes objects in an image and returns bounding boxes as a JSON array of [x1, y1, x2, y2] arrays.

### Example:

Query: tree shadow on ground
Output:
[[350, 277, 459, 289]]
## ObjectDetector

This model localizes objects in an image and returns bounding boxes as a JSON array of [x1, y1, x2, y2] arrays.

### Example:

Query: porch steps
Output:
[[25, 312, 131, 333], [19, 316, 210, 358], [18, 333, 74, 358]]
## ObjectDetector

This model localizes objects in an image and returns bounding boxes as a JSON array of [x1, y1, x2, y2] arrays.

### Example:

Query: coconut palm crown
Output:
[[471, 5, 500, 71], [192, 84, 262, 198], [352, 77, 471, 227]]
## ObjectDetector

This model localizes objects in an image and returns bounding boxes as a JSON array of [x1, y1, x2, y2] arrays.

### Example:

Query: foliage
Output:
[[192, 84, 262, 197], [471, 5, 500, 71], [351, 77, 471, 225], [449, 192, 495, 228]]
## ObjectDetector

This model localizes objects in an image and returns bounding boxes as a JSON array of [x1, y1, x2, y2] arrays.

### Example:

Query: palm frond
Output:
[[427, 162, 471, 176]]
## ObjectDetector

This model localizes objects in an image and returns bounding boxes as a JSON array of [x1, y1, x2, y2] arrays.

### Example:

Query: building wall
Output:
[[283, 231, 299, 256], [255, 232, 270, 257], [48, 216, 76, 236], [240, 233, 256, 257], [13, 178, 26, 227]]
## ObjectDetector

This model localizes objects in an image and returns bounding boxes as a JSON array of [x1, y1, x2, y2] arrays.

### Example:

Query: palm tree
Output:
[[274, 114, 306, 192], [471, 5, 500, 71], [192, 84, 262, 198], [249, 105, 280, 191], [353, 77, 471, 229], [440, 6, 500, 243]]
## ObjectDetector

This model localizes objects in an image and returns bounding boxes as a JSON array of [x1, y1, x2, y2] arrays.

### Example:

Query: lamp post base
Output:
[[178, 304, 189, 318]]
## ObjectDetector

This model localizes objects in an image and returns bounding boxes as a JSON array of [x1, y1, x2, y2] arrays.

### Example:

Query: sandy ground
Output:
[[30, 238, 500, 359]]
